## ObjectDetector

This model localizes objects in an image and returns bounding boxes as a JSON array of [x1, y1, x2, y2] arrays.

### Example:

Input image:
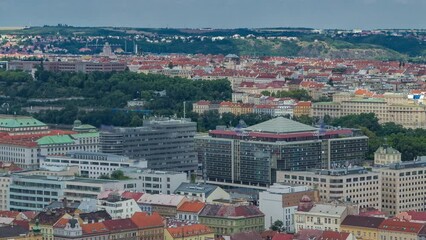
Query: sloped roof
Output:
[[166, 224, 213, 238], [36, 135, 74, 145], [0, 115, 46, 128], [0, 225, 29, 238], [341, 215, 385, 229], [81, 222, 109, 235], [378, 219, 425, 233], [138, 194, 187, 207], [131, 212, 164, 229], [177, 201, 206, 213], [103, 218, 138, 232], [175, 183, 218, 197], [199, 204, 264, 219], [245, 117, 317, 134]]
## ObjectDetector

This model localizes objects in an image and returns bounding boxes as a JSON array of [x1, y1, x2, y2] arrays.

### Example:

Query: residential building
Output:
[[119, 168, 187, 194], [137, 194, 188, 218], [131, 212, 164, 240], [102, 218, 139, 240], [199, 204, 265, 236], [312, 93, 426, 129], [31, 210, 73, 240], [97, 191, 142, 219], [276, 167, 382, 210], [374, 145, 401, 166], [192, 101, 219, 114], [380, 158, 426, 215], [294, 202, 357, 233], [293, 101, 312, 117], [165, 224, 214, 240], [40, 152, 147, 179], [176, 201, 205, 222], [100, 118, 197, 172], [0, 225, 42, 240], [378, 219, 426, 240], [340, 215, 385, 240], [0, 174, 10, 210], [196, 117, 368, 187], [294, 229, 355, 240], [174, 183, 230, 203], [259, 183, 320, 233]]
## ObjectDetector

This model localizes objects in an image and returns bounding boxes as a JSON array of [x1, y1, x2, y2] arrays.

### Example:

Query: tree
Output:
[[110, 170, 130, 180], [261, 91, 271, 96], [270, 220, 284, 232]]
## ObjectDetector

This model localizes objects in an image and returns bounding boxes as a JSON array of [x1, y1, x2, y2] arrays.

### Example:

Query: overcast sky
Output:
[[0, 0, 425, 29]]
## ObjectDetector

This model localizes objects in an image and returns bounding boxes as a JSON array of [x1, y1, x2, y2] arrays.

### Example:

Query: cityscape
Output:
[[0, 1, 426, 240]]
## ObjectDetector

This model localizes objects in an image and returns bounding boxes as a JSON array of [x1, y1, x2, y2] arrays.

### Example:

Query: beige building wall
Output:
[[277, 170, 381, 210]]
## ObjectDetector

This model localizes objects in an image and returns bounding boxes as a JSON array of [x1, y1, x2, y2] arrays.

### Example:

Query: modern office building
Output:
[[100, 118, 197, 172], [40, 152, 147, 178], [379, 158, 426, 216], [0, 174, 10, 210], [196, 117, 368, 186], [8, 174, 141, 211], [259, 183, 319, 233], [276, 167, 381, 210]]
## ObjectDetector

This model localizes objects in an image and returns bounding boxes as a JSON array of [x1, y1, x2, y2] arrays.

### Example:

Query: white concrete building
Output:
[[120, 167, 188, 194], [97, 192, 142, 219], [259, 183, 319, 233], [40, 152, 147, 179]]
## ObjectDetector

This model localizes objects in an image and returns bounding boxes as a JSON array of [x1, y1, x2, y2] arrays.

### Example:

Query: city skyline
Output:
[[0, 0, 425, 29]]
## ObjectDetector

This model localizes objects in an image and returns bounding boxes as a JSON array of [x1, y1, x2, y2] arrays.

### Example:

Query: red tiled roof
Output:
[[121, 191, 144, 201], [320, 230, 350, 240], [341, 215, 385, 228], [177, 201, 206, 213], [81, 222, 109, 235], [131, 212, 164, 229], [406, 211, 426, 222], [166, 224, 213, 238], [272, 233, 293, 240], [378, 219, 425, 233], [0, 211, 21, 219], [103, 218, 138, 232]]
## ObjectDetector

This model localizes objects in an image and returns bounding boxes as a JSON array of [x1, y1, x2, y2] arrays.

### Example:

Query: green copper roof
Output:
[[36, 135, 74, 145], [71, 132, 99, 138], [0, 115, 47, 128]]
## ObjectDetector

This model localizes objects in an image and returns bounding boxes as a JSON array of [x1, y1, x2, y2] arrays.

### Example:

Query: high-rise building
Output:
[[196, 117, 368, 187], [100, 118, 197, 172]]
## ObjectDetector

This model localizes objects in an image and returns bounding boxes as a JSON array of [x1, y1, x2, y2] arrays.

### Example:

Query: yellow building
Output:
[[294, 101, 312, 117], [165, 224, 214, 240], [340, 215, 384, 240]]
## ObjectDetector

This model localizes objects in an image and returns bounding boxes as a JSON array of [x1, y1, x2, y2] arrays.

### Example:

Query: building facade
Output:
[[196, 117, 368, 187], [100, 118, 197, 172], [276, 167, 381, 210]]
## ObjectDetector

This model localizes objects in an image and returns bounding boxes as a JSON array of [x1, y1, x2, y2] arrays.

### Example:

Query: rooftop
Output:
[[166, 224, 213, 238], [245, 117, 317, 134], [175, 183, 219, 196], [300, 204, 347, 216], [199, 204, 264, 219], [0, 115, 47, 129], [341, 215, 385, 228]]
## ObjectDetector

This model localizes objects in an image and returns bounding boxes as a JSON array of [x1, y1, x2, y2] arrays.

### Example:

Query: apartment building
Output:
[[276, 167, 381, 210], [380, 158, 426, 216], [196, 117, 368, 187], [294, 203, 358, 233], [8, 60, 127, 73], [100, 118, 197, 172], [97, 192, 142, 219], [374, 145, 401, 166], [259, 183, 320, 233], [340, 215, 385, 240], [312, 93, 426, 128], [40, 152, 147, 179], [0, 174, 10, 210]]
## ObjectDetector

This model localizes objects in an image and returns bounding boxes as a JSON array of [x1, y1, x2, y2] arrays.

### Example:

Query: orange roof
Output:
[[131, 212, 164, 229], [177, 201, 206, 213], [82, 222, 109, 235], [166, 224, 213, 238], [0, 211, 21, 218], [296, 101, 312, 107], [53, 217, 71, 228]]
